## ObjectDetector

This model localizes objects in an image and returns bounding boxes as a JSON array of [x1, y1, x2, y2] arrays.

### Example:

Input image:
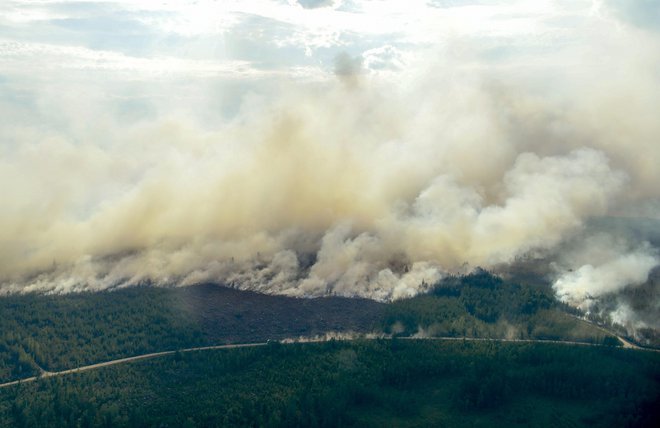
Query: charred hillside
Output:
[[0, 284, 384, 379], [173, 283, 386, 342]]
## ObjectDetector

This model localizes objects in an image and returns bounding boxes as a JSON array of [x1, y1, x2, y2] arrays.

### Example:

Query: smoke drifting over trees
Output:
[[0, 1, 658, 332]]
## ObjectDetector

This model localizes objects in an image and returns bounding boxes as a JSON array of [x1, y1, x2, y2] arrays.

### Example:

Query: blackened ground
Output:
[[173, 283, 386, 342]]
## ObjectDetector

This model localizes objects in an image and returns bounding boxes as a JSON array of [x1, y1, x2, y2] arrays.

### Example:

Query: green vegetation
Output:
[[383, 270, 617, 344], [0, 271, 654, 426], [0, 271, 622, 385], [0, 287, 207, 374], [1, 340, 658, 427], [0, 285, 383, 380], [0, 344, 38, 383]]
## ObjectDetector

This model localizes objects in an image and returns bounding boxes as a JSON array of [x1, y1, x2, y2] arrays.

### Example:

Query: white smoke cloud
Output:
[[0, 105, 633, 300], [0, 69, 653, 301], [552, 235, 659, 309]]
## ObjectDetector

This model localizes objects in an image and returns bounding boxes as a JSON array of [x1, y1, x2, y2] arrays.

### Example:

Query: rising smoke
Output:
[[0, 2, 659, 332]]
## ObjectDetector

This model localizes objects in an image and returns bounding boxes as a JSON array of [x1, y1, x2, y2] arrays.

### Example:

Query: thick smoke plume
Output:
[[553, 236, 658, 308], [0, 2, 659, 333]]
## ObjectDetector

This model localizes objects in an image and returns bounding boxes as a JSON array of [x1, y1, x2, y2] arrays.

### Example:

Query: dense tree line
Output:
[[0, 287, 209, 377], [0, 272, 622, 385], [0, 343, 37, 382], [0, 340, 658, 427], [382, 270, 618, 344]]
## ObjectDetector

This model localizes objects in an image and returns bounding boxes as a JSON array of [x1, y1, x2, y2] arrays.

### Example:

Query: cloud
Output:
[[603, 0, 660, 32], [298, 0, 336, 10], [0, 40, 259, 76], [362, 45, 405, 71]]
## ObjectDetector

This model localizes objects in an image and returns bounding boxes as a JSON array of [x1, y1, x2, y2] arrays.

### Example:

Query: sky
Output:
[[1, 0, 659, 332], [2, 0, 649, 123], [1, 0, 658, 131]]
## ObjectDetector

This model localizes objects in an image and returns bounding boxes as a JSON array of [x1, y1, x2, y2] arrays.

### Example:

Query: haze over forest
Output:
[[1, 0, 659, 335]]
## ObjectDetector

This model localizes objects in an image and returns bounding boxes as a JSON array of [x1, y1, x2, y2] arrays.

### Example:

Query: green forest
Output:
[[1, 340, 658, 427], [0, 271, 622, 384], [0, 272, 656, 427], [382, 270, 616, 343]]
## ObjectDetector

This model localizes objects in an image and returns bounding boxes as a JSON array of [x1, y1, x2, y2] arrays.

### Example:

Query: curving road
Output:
[[1, 332, 656, 390], [0, 343, 267, 390]]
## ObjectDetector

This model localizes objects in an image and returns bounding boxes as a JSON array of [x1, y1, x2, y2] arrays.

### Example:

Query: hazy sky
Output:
[[3, 0, 654, 124]]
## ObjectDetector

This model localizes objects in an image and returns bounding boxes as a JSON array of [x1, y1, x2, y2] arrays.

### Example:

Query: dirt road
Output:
[[1, 335, 656, 390], [0, 343, 267, 389]]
